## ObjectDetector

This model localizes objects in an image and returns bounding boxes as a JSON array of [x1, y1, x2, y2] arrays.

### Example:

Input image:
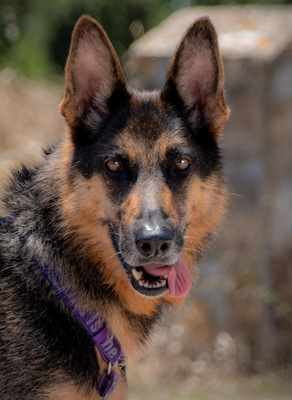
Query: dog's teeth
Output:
[[163, 275, 168, 279], [132, 269, 143, 281], [137, 276, 167, 290]]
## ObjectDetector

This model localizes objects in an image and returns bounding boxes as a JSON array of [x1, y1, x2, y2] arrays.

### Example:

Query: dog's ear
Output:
[[161, 17, 229, 140], [59, 15, 127, 129]]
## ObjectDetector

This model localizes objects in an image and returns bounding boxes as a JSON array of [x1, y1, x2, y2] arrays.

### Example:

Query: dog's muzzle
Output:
[[109, 221, 192, 299]]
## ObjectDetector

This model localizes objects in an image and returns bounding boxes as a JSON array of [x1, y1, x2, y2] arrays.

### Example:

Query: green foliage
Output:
[[0, 0, 291, 79], [0, 0, 171, 79]]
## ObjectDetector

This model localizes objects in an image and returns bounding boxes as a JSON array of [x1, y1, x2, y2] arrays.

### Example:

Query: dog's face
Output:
[[59, 16, 229, 305]]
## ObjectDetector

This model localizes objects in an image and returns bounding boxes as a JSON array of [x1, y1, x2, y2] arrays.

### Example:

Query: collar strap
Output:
[[34, 256, 125, 398], [14, 224, 124, 399], [34, 257, 125, 367]]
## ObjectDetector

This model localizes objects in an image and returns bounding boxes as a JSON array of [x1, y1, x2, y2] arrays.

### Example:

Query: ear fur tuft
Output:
[[161, 17, 229, 140], [59, 15, 126, 128]]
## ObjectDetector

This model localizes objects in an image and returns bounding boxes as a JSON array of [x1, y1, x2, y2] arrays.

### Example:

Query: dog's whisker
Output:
[[104, 252, 121, 263], [184, 235, 201, 241], [183, 247, 198, 252]]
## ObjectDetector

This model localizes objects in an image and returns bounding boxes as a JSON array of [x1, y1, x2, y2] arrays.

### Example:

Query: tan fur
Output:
[[57, 13, 229, 355], [46, 372, 127, 400], [48, 14, 229, 398], [0, 14, 231, 400], [58, 159, 161, 357]]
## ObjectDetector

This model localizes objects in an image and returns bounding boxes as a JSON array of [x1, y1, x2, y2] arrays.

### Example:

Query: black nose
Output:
[[135, 225, 173, 258]]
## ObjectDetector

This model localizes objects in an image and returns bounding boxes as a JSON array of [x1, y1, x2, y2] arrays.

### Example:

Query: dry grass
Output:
[[128, 373, 292, 400]]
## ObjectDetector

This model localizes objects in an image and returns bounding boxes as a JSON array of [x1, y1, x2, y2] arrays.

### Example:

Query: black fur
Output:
[[0, 99, 221, 400], [0, 15, 228, 400], [0, 162, 162, 399]]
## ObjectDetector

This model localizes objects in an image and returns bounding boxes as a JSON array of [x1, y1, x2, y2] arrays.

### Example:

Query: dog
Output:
[[0, 15, 229, 400]]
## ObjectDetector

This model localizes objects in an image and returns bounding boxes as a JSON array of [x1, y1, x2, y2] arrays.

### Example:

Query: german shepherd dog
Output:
[[0, 15, 229, 400]]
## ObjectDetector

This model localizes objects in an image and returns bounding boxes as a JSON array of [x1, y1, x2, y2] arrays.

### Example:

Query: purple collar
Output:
[[11, 219, 125, 399], [34, 257, 125, 398]]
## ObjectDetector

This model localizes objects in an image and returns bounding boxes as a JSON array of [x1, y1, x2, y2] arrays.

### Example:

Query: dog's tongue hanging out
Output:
[[143, 259, 192, 298]]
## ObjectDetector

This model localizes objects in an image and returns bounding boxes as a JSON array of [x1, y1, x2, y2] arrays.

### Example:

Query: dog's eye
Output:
[[174, 157, 190, 171], [105, 158, 122, 172]]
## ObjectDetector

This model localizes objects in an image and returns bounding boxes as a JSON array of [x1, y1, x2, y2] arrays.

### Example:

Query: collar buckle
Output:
[[98, 366, 119, 399]]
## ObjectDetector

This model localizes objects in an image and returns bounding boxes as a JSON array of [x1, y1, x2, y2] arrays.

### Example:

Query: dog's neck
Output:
[[3, 165, 164, 360], [35, 256, 125, 398], [18, 218, 126, 399]]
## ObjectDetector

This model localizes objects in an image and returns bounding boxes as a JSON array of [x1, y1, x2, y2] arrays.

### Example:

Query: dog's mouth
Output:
[[125, 260, 192, 298], [109, 223, 192, 298], [127, 266, 168, 297]]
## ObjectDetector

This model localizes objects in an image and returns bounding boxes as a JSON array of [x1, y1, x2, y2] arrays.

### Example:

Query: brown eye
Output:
[[174, 157, 190, 171], [105, 158, 122, 172]]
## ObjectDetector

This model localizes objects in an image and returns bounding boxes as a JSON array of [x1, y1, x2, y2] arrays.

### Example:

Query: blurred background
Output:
[[0, 1, 291, 399]]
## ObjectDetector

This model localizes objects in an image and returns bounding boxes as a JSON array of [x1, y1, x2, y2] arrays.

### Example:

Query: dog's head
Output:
[[59, 16, 229, 306]]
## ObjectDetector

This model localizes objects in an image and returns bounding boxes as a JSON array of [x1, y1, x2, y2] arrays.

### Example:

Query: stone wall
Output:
[[126, 5, 292, 371]]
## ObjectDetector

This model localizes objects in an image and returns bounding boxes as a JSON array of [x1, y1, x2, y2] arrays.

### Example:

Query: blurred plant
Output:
[[248, 283, 292, 322], [0, 0, 171, 79], [1, 0, 291, 80]]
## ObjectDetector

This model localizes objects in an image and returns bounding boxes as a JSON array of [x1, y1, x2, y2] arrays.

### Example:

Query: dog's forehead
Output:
[[111, 97, 190, 160]]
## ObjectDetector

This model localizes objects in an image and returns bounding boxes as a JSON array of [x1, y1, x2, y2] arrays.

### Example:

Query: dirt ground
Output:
[[128, 373, 292, 400]]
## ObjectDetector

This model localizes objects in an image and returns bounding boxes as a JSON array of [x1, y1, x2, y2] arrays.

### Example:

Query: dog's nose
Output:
[[135, 225, 173, 258]]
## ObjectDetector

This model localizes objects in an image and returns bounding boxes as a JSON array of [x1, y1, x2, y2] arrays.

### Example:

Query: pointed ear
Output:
[[59, 15, 127, 128], [161, 17, 229, 140]]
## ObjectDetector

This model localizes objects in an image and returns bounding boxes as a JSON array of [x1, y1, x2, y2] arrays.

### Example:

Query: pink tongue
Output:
[[143, 258, 192, 298]]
